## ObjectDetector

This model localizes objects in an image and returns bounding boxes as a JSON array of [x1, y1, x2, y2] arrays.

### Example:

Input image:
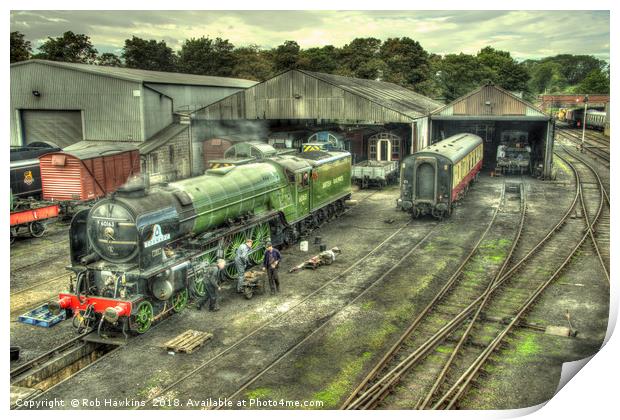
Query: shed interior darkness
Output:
[[430, 120, 550, 173]]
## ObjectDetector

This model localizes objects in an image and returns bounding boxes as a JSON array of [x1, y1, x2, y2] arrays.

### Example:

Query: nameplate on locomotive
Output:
[[144, 224, 171, 248]]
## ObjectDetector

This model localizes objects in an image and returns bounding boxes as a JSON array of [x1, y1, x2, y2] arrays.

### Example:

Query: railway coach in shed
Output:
[[398, 133, 483, 219]]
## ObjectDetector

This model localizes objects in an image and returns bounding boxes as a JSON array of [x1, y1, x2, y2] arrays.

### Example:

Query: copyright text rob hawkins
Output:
[[14, 397, 325, 409]]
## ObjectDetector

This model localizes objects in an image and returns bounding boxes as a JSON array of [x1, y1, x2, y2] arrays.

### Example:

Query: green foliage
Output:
[[122, 36, 176, 72], [231, 45, 274, 81], [298, 45, 339, 74], [380, 37, 431, 90], [435, 53, 495, 101], [97, 52, 122, 67], [273, 40, 301, 72], [577, 68, 610, 93], [35, 31, 98, 64], [178, 36, 236, 77], [528, 61, 567, 93], [338, 37, 384, 79], [10, 31, 31, 63], [13, 30, 608, 98], [476, 47, 530, 92]]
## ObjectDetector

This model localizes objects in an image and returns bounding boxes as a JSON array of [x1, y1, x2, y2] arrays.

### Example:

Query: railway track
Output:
[[135, 212, 438, 408], [15, 186, 401, 407], [341, 151, 604, 409], [556, 129, 609, 167], [556, 147, 609, 284], [143, 181, 503, 409], [425, 151, 608, 409], [341, 180, 527, 409]]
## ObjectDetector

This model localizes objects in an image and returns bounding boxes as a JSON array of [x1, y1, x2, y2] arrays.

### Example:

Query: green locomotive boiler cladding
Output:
[[64, 150, 351, 334], [80, 151, 352, 271]]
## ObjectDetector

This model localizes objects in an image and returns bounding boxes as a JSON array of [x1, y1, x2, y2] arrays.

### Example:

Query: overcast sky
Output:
[[10, 10, 610, 61]]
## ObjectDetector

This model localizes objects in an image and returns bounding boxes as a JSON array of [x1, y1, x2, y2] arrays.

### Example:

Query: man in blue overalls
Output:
[[263, 242, 282, 294], [235, 238, 253, 293]]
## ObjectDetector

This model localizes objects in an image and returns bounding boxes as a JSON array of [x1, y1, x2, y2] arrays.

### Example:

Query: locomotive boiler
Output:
[[51, 151, 352, 335]]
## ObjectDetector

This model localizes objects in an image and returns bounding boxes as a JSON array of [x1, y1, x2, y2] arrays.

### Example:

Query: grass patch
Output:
[[246, 387, 273, 400], [313, 351, 373, 407]]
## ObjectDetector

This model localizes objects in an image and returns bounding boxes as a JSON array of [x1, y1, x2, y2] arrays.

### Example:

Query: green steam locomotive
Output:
[[53, 150, 351, 335]]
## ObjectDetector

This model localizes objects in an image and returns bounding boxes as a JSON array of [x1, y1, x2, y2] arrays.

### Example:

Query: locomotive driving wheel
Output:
[[251, 223, 270, 264], [224, 232, 247, 278], [172, 289, 189, 313], [134, 301, 153, 334]]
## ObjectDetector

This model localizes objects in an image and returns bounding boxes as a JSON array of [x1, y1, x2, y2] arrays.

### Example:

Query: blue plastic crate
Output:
[[18, 304, 66, 328]]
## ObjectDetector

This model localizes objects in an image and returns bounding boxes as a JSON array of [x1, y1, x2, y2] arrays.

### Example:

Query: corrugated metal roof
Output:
[[58, 141, 139, 160], [11, 59, 257, 89], [139, 123, 188, 154], [299, 70, 444, 119]]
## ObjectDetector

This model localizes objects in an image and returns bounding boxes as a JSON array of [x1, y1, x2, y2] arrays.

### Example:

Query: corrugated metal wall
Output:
[[143, 87, 174, 139], [11, 62, 143, 146], [452, 85, 527, 116], [146, 83, 246, 112], [196, 71, 413, 123]]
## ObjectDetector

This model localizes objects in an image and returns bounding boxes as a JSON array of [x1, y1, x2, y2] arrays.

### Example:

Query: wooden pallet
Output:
[[164, 330, 213, 354]]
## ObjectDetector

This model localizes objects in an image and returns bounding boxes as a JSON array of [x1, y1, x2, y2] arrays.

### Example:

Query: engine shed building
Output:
[[428, 84, 555, 178], [10, 59, 256, 184], [191, 69, 443, 172]]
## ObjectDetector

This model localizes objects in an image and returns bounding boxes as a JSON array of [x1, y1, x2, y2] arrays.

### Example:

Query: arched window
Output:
[[368, 132, 402, 161]]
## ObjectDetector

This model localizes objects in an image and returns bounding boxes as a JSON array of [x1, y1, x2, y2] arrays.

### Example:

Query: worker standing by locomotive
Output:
[[263, 242, 282, 294], [235, 238, 253, 293], [197, 259, 226, 311]]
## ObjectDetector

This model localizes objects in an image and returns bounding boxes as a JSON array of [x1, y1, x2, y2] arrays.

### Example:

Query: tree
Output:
[[298, 45, 339, 73], [537, 54, 606, 85], [231, 45, 274, 81], [476, 46, 529, 92], [435, 53, 495, 101], [577, 69, 610, 94], [178, 37, 236, 76], [338, 37, 383, 79], [97, 52, 122, 67], [272, 40, 300, 72], [11, 31, 32, 63], [528, 61, 567, 93], [122, 36, 176, 72], [35, 31, 98, 64], [380, 37, 431, 90]]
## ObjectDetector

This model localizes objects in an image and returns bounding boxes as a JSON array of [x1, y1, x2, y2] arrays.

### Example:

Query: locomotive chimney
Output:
[[116, 174, 148, 198]]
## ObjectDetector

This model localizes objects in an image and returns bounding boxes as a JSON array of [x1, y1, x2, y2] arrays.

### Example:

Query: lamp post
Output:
[[581, 95, 589, 152]]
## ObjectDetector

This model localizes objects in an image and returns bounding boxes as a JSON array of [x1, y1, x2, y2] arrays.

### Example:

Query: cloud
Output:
[[9, 10, 609, 60]]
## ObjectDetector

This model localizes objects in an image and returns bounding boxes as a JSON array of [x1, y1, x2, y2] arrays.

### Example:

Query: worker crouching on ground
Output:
[[235, 238, 253, 293], [263, 242, 282, 294], [198, 258, 226, 311]]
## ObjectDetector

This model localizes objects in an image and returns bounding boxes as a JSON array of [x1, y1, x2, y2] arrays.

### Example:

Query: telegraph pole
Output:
[[581, 95, 589, 152]]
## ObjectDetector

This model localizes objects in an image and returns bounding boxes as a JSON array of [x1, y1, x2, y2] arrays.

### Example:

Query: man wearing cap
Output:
[[263, 242, 282, 294], [235, 238, 253, 293], [197, 259, 226, 311]]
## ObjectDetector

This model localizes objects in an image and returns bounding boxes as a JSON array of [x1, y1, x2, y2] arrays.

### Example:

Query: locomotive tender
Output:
[[397, 133, 483, 219], [51, 151, 351, 335]]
